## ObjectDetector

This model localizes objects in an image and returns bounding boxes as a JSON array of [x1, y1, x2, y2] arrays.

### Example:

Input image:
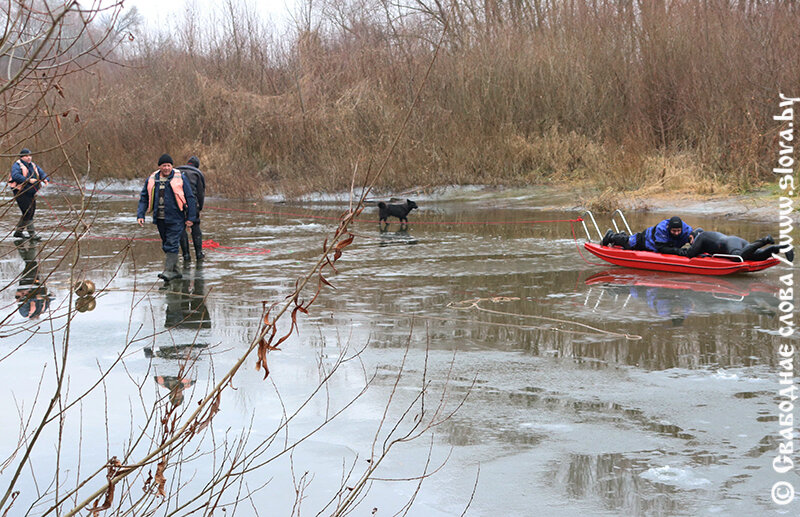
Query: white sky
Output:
[[119, 0, 298, 28]]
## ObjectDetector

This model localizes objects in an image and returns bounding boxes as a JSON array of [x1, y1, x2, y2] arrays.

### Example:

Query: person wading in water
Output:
[[136, 154, 198, 282]]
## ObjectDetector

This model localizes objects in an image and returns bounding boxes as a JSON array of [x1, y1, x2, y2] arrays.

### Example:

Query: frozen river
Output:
[[0, 187, 795, 516]]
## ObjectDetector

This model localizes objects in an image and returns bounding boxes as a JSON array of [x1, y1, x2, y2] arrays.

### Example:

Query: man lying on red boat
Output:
[[602, 216, 694, 255], [602, 216, 793, 263]]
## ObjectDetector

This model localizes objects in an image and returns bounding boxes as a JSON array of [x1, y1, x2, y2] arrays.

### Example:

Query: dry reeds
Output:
[[35, 0, 800, 196]]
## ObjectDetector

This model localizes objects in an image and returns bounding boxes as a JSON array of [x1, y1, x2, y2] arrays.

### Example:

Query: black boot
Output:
[[610, 233, 630, 248], [180, 231, 191, 263], [601, 229, 613, 246], [787, 249, 795, 263], [191, 226, 204, 260], [158, 253, 180, 281]]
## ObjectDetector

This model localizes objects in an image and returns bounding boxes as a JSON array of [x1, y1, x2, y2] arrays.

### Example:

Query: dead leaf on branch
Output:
[[333, 233, 354, 252], [189, 391, 221, 436], [319, 274, 334, 289], [88, 457, 123, 514], [154, 457, 167, 497]]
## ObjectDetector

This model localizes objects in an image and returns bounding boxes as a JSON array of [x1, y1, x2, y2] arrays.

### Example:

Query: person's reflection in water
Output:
[[633, 286, 695, 325], [14, 240, 52, 320], [152, 268, 210, 406], [154, 375, 195, 406], [164, 270, 211, 329]]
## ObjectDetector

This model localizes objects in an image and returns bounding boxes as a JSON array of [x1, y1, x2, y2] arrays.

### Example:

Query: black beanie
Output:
[[158, 153, 173, 166], [667, 216, 683, 230], [187, 156, 199, 168], [19, 148, 31, 156]]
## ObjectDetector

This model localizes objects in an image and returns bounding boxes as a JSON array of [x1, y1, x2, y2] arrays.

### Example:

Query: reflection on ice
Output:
[[640, 465, 712, 488], [584, 268, 779, 319], [13, 240, 52, 320]]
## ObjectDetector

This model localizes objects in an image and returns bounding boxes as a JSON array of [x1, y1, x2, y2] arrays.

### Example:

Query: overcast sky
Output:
[[120, 0, 298, 28]]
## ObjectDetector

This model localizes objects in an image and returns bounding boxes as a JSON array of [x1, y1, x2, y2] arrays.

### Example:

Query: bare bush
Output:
[[48, 0, 797, 195]]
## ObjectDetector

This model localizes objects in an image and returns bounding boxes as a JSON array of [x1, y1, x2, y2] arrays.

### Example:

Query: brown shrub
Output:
[[37, 0, 800, 197]]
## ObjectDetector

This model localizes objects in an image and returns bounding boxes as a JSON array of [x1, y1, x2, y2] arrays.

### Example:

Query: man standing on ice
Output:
[[136, 154, 197, 282]]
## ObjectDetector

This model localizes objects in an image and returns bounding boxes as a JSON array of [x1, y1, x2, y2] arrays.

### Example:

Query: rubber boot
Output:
[[158, 253, 180, 282], [26, 222, 41, 242], [192, 230, 205, 260], [180, 231, 191, 263], [601, 229, 613, 246], [608, 232, 630, 248], [172, 253, 183, 279]]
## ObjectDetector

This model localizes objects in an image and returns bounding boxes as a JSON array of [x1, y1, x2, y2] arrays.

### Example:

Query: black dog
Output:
[[378, 199, 418, 223]]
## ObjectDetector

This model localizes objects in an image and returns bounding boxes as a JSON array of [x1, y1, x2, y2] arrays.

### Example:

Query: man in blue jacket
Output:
[[602, 216, 694, 255], [136, 154, 198, 282], [176, 155, 206, 262], [9, 148, 49, 241]]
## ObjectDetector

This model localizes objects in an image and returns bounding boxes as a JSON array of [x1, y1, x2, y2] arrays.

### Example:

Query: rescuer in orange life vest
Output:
[[136, 154, 198, 282]]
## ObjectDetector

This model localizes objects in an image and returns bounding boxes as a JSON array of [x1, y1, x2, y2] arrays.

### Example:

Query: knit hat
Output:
[[158, 154, 173, 166], [667, 216, 683, 230], [187, 156, 199, 168], [19, 148, 31, 156]]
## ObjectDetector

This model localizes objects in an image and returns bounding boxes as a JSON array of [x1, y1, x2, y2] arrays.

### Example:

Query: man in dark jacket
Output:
[[136, 154, 198, 282], [176, 156, 206, 262], [683, 229, 794, 262], [9, 148, 49, 241], [602, 216, 694, 255]]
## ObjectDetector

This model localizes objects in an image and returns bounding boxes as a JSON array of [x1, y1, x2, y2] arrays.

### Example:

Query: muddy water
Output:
[[0, 188, 794, 516]]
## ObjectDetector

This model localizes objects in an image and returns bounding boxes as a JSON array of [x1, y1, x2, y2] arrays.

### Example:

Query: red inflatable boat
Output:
[[583, 242, 780, 275]]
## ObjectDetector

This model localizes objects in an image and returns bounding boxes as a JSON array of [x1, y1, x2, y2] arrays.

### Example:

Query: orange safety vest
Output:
[[145, 170, 187, 214], [8, 159, 41, 190]]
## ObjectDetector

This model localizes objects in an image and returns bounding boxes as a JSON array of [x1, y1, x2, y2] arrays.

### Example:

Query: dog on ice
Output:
[[377, 199, 418, 224]]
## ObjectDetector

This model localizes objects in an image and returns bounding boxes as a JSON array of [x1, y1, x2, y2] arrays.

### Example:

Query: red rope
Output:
[[571, 221, 608, 267], [408, 218, 582, 226]]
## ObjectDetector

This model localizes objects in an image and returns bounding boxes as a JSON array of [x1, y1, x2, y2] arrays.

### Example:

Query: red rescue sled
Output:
[[584, 242, 780, 276]]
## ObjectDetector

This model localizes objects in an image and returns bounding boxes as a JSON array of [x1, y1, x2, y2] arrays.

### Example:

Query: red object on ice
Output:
[[583, 242, 780, 276], [200, 238, 269, 255]]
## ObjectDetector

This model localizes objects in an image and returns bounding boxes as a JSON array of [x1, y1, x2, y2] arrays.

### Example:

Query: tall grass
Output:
[[47, 0, 800, 197]]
